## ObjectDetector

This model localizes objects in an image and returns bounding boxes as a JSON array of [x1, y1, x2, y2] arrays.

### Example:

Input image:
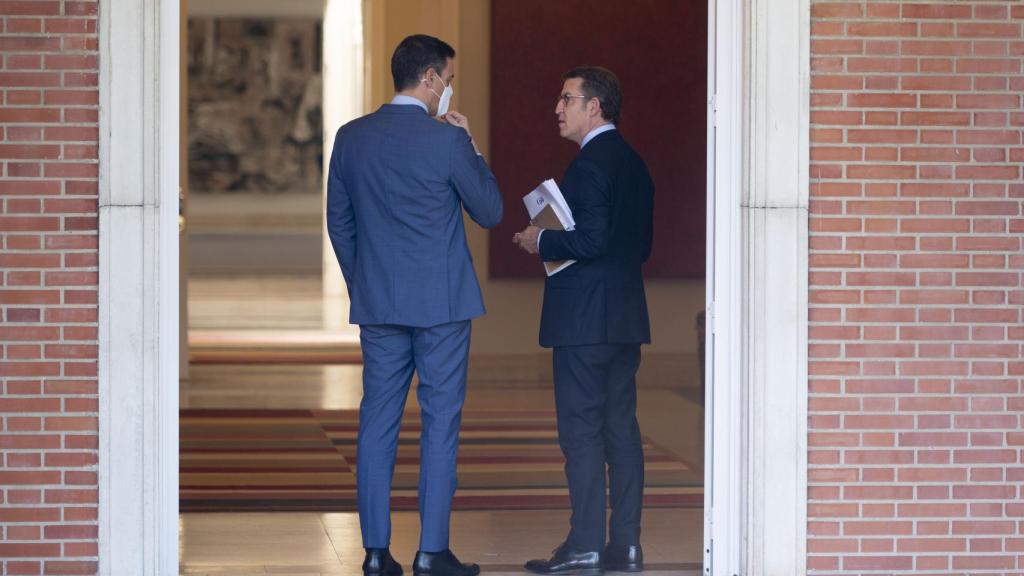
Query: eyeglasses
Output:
[[558, 93, 589, 107]]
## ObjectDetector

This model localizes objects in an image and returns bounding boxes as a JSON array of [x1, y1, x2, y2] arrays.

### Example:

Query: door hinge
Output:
[[710, 94, 718, 127]]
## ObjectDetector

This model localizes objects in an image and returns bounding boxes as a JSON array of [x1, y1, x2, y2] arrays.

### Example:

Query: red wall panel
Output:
[[489, 0, 708, 278]]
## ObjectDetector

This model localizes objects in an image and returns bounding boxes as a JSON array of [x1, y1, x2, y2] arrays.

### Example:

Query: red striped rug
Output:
[[180, 409, 702, 512]]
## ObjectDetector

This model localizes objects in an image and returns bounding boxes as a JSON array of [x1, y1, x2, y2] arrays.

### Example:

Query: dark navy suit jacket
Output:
[[538, 129, 654, 348], [326, 104, 503, 327]]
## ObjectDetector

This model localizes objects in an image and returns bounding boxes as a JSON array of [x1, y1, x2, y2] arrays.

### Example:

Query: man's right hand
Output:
[[443, 110, 471, 133], [443, 111, 481, 154]]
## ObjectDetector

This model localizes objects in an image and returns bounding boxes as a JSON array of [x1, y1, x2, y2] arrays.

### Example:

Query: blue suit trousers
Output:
[[553, 343, 645, 552], [357, 320, 471, 552]]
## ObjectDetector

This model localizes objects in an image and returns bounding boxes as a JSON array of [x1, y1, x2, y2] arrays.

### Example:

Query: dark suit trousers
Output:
[[357, 321, 471, 552], [553, 343, 644, 552]]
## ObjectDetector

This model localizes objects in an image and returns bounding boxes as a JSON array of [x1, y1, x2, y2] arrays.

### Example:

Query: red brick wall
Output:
[[809, 1, 1023, 574], [0, 0, 99, 574]]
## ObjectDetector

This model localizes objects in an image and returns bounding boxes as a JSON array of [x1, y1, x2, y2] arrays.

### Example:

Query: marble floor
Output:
[[181, 194, 705, 574], [179, 364, 705, 575]]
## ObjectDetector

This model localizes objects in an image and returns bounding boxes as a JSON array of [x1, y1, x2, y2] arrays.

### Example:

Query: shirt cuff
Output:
[[536, 229, 544, 251]]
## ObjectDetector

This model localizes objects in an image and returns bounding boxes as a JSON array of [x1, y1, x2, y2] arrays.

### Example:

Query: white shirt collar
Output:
[[391, 94, 428, 114], [581, 123, 616, 149]]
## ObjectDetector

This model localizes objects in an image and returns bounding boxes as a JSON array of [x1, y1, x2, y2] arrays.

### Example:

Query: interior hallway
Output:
[[179, 364, 704, 575]]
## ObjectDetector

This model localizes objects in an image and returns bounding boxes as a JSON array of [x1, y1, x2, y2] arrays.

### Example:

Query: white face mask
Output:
[[425, 75, 453, 117]]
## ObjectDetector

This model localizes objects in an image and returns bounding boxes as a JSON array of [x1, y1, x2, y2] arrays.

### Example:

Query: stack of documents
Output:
[[523, 179, 575, 276]]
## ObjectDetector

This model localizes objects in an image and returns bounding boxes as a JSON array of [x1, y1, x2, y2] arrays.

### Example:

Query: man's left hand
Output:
[[513, 225, 542, 255]]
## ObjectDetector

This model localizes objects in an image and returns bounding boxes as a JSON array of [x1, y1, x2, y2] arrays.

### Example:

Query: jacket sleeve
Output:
[[449, 128, 503, 229], [538, 159, 611, 262], [326, 130, 357, 287]]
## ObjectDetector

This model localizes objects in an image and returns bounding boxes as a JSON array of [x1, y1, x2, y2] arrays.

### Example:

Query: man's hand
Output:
[[443, 110, 471, 134], [513, 225, 542, 255], [443, 111, 480, 154]]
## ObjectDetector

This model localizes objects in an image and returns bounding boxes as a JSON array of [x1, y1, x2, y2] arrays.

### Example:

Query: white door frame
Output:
[[97, 0, 180, 573], [704, 0, 810, 574], [96, 0, 808, 574]]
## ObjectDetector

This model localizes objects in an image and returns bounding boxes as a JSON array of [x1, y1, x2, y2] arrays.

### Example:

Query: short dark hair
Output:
[[391, 34, 455, 92], [562, 66, 622, 125]]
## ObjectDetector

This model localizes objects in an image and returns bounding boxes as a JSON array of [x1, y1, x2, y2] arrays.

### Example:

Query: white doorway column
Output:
[[705, 0, 809, 574], [743, 0, 810, 573], [321, 0, 364, 334], [97, 0, 180, 573]]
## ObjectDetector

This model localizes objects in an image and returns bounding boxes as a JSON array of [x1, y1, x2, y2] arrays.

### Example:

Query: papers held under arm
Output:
[[523, 179, 576, 276]]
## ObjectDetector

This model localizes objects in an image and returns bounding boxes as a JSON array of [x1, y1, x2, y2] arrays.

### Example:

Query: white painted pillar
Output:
[[706, 0, 809, 574], [321, 0, 364, 335], [97, 0, 179, 574], [743, 0, 810, 573]]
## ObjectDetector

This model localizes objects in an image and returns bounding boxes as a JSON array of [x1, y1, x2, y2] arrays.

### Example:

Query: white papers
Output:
[[522, 179, 575, 276]]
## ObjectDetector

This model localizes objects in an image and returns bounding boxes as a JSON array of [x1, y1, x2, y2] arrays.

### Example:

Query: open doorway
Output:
[[181, 0, 361, 370], [178, 1, 708, 574]]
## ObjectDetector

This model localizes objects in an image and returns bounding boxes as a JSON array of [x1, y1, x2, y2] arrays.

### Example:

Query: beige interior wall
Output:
[[364, 0, 705, 381]]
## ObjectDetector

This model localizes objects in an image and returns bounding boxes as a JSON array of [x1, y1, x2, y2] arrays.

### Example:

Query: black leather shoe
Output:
[[524, 543, 603, 575], [363, 548, 403, 576], [603, 544, 643, 572], [412, 549, 480, 576]]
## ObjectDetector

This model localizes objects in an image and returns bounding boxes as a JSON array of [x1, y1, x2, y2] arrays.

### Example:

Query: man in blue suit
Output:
[[515, 67, 654, 575], [327, 34, 502, 576]]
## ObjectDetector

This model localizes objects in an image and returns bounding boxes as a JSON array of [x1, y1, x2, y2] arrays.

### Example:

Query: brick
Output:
[[900, 396, 968, 412], [812, 39, 864, 55], [900, 326, 969, 341], [0, 144, 61, 160], [958, 23, 1022, 38], [955, 272, 1019, 287], [956, 129, 1021, 145], [847, 272, 916, 286], [847, 57, 917, 73], [897, 538, 966, 553], [955, 165, 1021, 180], [898, 466, 967, 480], [905, 111, 966, 125], [843, 556, 912, 571], [43, 525, 97, 540], [43, 54, 98, 71], [900, 254, 969, 268], [847, 164, 918, 179], [900, 361, 969, 376], [849, 93, 918, 108], [901, 41, 971, 57], [900, 503, 968, 518], [45, 18, 92, 34], [44, 272, 98, 287], [812, 3, 862, 18], [0, 544, 61, 558], [0, 216, 61, 232], [847, 129, 918, 144], [902, 5, 972, 19], [43, 561, 99, 575]]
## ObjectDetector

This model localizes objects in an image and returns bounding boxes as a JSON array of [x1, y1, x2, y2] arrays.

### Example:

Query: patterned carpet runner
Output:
[[180, 409, 702, 512]]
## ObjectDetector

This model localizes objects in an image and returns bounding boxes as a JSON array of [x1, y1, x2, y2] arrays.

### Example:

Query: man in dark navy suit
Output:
[[515, 66, 654, 575], [327, 35, 502, 576]]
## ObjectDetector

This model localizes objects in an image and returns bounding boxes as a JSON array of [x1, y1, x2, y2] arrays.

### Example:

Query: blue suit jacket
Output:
[[326, 104, 503, 327], [538, 130, 654, 348]]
